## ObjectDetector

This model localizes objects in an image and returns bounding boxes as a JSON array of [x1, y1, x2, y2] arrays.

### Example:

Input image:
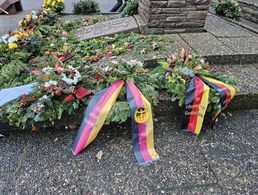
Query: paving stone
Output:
[[198, 110, 258, 194], [79, 119, 217, 194], [180, 33, 235, 56], [219, 36, 258, 54], [211, 64, 258, 95], [1, 119, 217, 194], [77, 16, 139, 41], [205, 14, 254, 38], [169, 34, 191, 51], [0, 131, 32, 194], [1, 110, 258, 193], [12, 129, 84, 194], [0, 131, 29, 176]]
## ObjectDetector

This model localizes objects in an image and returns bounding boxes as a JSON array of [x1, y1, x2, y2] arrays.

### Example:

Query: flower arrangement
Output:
[[0, 59, 92, 128], [0, 29, 34, 49], [87, 58, 160, 124], [43, 0, 65, 13], [155, 48, 238, 115]]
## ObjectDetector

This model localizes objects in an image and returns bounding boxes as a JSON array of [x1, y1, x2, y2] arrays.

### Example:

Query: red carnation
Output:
[[21, 94, 27, 100], [106, 52, 113, 57], [55, 89, 62, 96], [76, 87, 91, 99], [93, 73, 102, 79], [105, 45, 112, 51], [55, 63, 61, 68], [64, 94, 74, 103], [29, 98, 38, 103]]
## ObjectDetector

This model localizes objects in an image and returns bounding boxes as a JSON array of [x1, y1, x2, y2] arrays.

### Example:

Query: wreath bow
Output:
[[72, 80, 159, 165], [181, 76, 236, 135]]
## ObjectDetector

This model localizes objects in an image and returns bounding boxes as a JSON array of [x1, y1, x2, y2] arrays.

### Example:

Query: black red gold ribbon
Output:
[[72, 80, 159, 165], [201, 77, 236, 127], [182, 76, 236, 135], [181, 76, 210, 135]]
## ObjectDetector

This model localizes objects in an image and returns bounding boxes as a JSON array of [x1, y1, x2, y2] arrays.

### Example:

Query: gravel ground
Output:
[[0, 110, 257, 194]]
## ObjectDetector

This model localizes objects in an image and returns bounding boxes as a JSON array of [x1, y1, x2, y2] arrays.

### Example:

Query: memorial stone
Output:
[[138, 0, 210, 33]]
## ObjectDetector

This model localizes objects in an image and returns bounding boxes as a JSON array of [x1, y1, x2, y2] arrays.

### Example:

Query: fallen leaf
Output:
[[69, 124, 77, 129], [96, 150, 103, 160], [32, 124, 37, 132], [193, 64, 202, 71], [152, 42, 159, 50], [140, 48, 147, 54]]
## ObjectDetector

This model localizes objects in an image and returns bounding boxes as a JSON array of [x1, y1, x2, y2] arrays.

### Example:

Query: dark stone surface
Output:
[[214, 64, 258, 94], [1, 109, 258, 193], [1, 119, 218, 194], [198, 109, 258, 194], [180, 33, 235, 56], [219, 37, 258, 54], [205, 14, 254, 38]]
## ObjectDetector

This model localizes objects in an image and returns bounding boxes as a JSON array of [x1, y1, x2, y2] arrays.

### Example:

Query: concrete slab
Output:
[[180, 33, 235, 56], [219, 36, 258, 54], [213, 64, 258, 95], [77, 16, 139, 41], [199, 110, 258, 194], [1, 109, 258, 193], [1, 120, 218, 194], [205, 14, 254, 38], [0, 131, 29, 175]]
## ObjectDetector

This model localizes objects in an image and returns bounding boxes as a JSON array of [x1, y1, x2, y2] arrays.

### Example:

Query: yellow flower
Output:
[[63, 45, 69, 52], [46, 8, 51, 12], [14, 33, 22, 39], [18, 20, 23, 27], [52, 1, 56, 7], [8, 42, 18, 49], [25, 14, 32, 21]]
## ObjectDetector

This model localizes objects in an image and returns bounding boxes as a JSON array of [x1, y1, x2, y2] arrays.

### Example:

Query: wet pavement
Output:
[[0, 110, 257, 194]]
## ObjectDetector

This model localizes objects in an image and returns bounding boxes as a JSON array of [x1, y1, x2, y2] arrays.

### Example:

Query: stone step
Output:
[[1, 63, 258, 131], [76, 14, 258, 65]]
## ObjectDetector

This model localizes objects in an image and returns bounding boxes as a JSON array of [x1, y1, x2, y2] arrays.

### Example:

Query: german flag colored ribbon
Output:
[[181, 76, 210, 135], [72, 80, 159, 165], [201, 77, 236, 127], [126, 81, 159, 165], [72, 80, 124, 155]]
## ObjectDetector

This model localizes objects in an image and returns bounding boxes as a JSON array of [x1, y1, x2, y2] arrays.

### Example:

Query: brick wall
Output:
[[138, 0, 210, 33]]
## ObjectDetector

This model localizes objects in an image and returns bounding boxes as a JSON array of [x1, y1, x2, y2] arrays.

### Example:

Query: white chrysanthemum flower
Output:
[[103, 66, 111, 73], [8, 36, 18, 43], [111, 60, 119, 64], [40, 95, 48, 100], [125, 59, 143, 67], [1, 34, 9, 44], [42, 66, 53, 74], [44, 80, 57, 88], [32, 14, 38, 20]]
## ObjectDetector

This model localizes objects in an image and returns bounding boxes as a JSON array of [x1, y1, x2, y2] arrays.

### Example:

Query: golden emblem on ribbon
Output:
[[134, 108, 149, 123]]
